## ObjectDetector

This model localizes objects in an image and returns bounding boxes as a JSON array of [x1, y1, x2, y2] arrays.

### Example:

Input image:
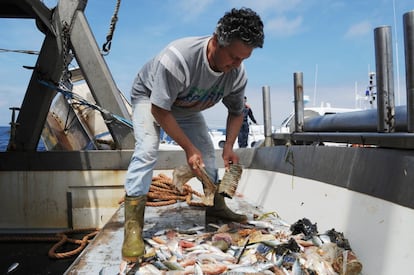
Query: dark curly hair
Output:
[[215, 8, 264, 48]]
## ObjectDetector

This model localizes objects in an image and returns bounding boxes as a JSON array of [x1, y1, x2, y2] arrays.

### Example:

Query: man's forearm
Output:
[[225, 113, 244, 148]]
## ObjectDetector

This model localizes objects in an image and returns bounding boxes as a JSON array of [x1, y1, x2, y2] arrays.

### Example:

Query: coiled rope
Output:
[[147, 173, 208, 207], [0, 228, 99, 259], [48, 229, 99, 259]]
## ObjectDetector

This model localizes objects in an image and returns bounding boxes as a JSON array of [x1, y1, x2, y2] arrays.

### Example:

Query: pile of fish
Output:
[[128, 213, 362, 275]]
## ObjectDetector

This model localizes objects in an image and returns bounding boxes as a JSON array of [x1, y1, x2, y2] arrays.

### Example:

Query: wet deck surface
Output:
[[64, 196, 258, 274]]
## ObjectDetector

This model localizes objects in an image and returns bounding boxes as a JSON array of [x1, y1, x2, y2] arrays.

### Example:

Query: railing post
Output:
[[262, 85, 273, 147], [374, 26, 395, 132], [403, 10, 414, 132], [294, 72, 304, 132]]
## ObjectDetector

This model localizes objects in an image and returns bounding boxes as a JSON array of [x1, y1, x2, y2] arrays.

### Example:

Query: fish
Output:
[[292, 257, 304, 275], [212, 239, 230, 252], [227, 262, 276, 273], [196, 251, 235, 263], [136, 263, 163, 274], [7, 262, 19, 274], [248, 220, 276, 231], [206, 223, 222, 231], [152, 235, 167, 245], [145, 238, 161, 248], [151, 260, 168, 270], [178, 225, 205, 234], [159, 246, 172, 260], [179, 239, 196, 249], [129, 185, 362, 275], [179, 258, 196, 267], [198, 263, 228, 275], [260, 239, 283, 249], [185, 243, 235, 263], [165, 237, 184, 260], [162, 260, 184, 271], [312, 235, 324, 247], [318, 233, 332, 244], [154, 229, 167, 236], [274, 254, 284, 267], [193, 262, 203, 275], [212, 232, 233, 244], [155, 249, 168, 262]]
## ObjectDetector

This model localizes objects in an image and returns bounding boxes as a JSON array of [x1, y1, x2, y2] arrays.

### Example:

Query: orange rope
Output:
[[48, 230, 99, 259], [145, 174, 208, 207], [0, 228, 100, 259]]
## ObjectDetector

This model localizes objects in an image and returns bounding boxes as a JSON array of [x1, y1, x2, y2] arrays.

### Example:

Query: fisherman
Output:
[[122, 8, 264, 262], [237, 96, 257, 148]]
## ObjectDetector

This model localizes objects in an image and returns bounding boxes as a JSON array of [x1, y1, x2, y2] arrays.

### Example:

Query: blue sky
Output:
[[0, 0, 412, 127]]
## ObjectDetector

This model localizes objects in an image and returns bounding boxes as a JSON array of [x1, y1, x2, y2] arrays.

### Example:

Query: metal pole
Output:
[[404, 10, 414, 132], [294, 72, 304, 132], [374, 26, 395, 132], [262, 86, 273, 147]]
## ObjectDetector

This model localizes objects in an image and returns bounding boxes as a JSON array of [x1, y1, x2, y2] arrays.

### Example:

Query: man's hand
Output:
[[222, 145, 239, 170], [186, 149, 205, 178], [152, 104, 204, 176]]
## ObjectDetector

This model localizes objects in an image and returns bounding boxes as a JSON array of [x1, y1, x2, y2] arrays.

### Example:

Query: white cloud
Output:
[[171, 0, 216, 22], [344, 21, 372, 39], [265, 16, 303, 37]]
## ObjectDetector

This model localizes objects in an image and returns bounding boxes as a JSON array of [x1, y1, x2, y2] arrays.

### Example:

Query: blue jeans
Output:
[[124, 99, 218, 196]]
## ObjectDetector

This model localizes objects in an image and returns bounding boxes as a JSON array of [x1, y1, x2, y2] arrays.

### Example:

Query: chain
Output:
[[101, 0, 121, 55], [60, 21, 73, 87]]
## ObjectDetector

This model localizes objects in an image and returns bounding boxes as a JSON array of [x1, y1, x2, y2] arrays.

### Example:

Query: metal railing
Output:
[[267, 10, 414, 149]]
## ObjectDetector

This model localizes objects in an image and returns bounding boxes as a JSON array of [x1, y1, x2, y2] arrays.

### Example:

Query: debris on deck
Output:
[[65, 175, 363, 275]]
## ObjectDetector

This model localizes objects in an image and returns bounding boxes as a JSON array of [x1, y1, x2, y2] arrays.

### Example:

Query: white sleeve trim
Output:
[[160, 46, 190, 87]]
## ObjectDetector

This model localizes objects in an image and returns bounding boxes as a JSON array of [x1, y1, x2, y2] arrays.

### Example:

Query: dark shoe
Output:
[[206, 190, 247, 223]]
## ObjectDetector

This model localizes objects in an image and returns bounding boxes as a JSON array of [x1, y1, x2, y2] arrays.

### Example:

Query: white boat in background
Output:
[[160, 124, 268, 150], [276, 104, 360, 134]]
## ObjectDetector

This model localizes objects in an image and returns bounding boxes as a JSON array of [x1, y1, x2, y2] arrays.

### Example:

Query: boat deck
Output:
[[64, 195, 259, 274]]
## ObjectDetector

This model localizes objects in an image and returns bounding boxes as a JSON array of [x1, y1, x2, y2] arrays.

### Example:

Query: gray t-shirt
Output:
[[131, 36, 247, 115]]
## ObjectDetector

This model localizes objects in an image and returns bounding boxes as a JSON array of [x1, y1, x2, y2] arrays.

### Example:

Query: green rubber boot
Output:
[[122, 195, 146, 262], [206, 187, 247, 223]]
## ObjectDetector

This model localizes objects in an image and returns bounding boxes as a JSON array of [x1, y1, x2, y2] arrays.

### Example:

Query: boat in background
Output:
[[276, 104, 361, 134], [162, 125, 267, 150]]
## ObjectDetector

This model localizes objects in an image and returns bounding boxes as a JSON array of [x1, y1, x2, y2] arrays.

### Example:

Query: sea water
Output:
[[0, 126, 45, 151]]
